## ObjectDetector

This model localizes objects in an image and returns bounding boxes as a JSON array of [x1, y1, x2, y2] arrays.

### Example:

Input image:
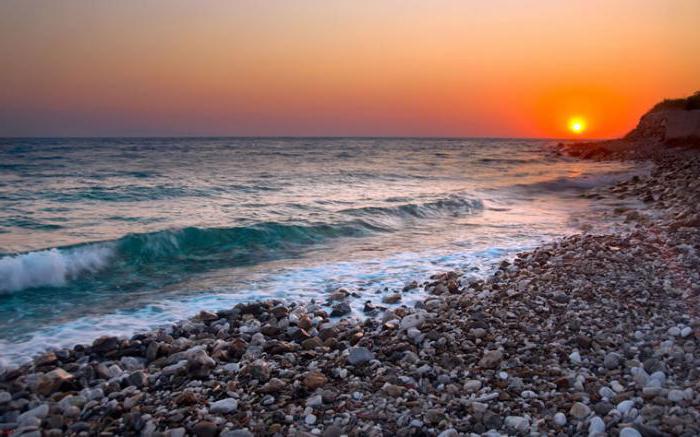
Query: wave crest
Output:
[[0, 246, 114, 293], [342, 194, 482, 219], [0, 194, 483, 294]]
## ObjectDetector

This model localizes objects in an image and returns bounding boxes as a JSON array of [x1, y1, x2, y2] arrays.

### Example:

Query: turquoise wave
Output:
[[0, 194, 482, 294]]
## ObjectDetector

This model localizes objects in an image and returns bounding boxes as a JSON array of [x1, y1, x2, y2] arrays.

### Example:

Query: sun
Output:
[[568, 117, 587, 135]]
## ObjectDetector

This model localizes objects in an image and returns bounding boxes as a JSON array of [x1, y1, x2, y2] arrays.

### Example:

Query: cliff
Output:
[[625, 92, 700, 144]]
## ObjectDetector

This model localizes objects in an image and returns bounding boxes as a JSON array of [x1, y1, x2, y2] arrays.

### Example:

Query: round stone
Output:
[[616, 400, 634, 414], [553, 412, 567, 426], [589, 416, 605, 435], [569, 402, 591, 420], [604, 352, 621, 369], [209, 398, 238, 414], [619, 428, 642, 437]]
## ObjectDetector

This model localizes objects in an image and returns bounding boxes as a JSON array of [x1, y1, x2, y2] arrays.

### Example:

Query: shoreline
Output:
[[1, 145, 699, 436]]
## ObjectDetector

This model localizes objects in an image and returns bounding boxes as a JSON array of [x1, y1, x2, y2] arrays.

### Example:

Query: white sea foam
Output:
[[0, 245, 512, 367], [0, 245, 114, 293]]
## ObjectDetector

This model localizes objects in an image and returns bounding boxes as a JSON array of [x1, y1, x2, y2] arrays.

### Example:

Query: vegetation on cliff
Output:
[[649, 91, 700, 113]]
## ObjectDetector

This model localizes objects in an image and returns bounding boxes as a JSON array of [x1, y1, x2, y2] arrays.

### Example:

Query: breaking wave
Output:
[[0, 194, 483, 293]]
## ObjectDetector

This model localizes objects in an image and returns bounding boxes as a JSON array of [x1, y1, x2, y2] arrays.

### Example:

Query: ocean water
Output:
[[0, 137, 634, 366]]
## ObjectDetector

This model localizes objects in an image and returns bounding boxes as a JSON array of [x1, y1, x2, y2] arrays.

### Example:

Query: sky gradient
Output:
[[1, 0, 699, 138]]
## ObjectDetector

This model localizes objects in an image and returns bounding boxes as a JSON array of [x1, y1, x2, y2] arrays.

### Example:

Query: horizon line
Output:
[[0, 134, 608, 141]]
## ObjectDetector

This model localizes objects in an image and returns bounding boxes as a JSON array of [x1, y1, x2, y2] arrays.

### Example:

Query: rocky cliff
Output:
[[626, 92, 700, 144]]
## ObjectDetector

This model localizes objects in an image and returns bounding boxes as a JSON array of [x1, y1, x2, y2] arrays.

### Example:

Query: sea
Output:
[[0, 137, 637, 366]]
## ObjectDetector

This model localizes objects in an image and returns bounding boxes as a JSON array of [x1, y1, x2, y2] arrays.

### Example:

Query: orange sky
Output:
[[1, 0, 698, 138]]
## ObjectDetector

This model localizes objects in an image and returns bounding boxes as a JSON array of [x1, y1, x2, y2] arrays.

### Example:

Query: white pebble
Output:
[[611, 381, 624, 393], [305, 394, 323, 408], [599, 386, 615, 399], [505, 416, 530, 432], [553, 412, 567, 426], [569, 351, 582, 365], [630, 367, 649, 387], [616, 400, 634, 414], [619, 428, 642, 437], [668, 389, 688, 402], [667, 326, 681, 337], [588, 416, 605, 435], [209, 398, 238, 414], [305, 414, 317, 425], [649, 371, 666, 385], [680, 326, 692, 337], [464, 379, 482, 393]]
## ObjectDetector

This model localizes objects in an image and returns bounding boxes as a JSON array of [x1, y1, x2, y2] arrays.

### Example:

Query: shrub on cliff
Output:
[[649, 91, 700, 113]]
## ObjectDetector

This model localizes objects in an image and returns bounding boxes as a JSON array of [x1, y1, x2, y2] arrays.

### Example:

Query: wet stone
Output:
[[347, 347, 374, 365]]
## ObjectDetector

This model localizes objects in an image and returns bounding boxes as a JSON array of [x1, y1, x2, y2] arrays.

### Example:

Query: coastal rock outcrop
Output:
[[625, 92, 700, 144]]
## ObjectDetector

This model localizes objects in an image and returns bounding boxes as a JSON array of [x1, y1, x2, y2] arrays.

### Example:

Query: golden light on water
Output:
[[568, 117, 587, 135]]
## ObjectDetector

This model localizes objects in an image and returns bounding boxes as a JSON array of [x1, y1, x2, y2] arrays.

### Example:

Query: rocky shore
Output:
[[1, 149, 699, 436]]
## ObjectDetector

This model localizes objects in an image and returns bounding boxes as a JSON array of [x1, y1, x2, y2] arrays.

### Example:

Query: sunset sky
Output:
[[1, 0, 698, 138]]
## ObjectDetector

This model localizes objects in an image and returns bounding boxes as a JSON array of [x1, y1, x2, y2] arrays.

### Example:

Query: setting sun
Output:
[[568, 117, 587, 135]]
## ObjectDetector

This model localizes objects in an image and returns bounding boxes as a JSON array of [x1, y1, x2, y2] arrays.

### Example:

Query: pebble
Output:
[[470, 328, 487, 338], [463, 379, 482, 393], [399, 313, 424, 330], [0, 391, 11, 404], [570, 402, 591, 420], [569, 351, 582, 365], [604, 352, 622, 369], [306, 394, 323, 408], [619, 428, 642, 437], [478, 349, 504, 368], [382, 383, 403, 397], [382, 293, 402, 304], [667, 389, 688, 402], [221, 430, 254, 437], [127, 370, 148, 388], [347, 347, 374, 365], [209, 398, 238, 414], [167, 428, 186, 437], [611, 381, 624, 393], [193, 421, 218, 437], [631, 367, 649, 387], [17, 404, 49, 424], [330, 302, 351, 317], [553, 412, 567, 426], [322, 426, 343, 437], [588, 416, 605, 435], [504, 416, 529, 432], [303, 371, 328, 390], [649, 371, 666, 385], [599, 386, 615, 399], [616, 400, 634, 414]]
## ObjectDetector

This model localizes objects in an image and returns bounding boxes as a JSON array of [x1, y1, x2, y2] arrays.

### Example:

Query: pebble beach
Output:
[[1, 146, 699, 436]]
